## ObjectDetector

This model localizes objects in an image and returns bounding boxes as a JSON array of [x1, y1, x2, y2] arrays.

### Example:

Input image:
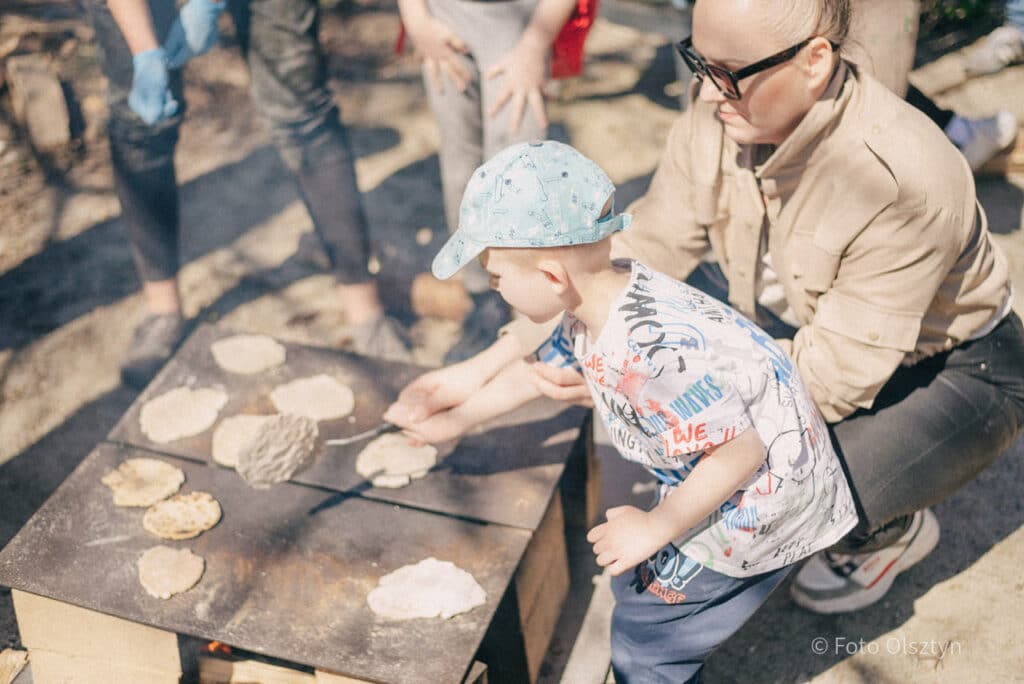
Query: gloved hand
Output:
[[163, 0, 226, 69], [129, 48, 179, 125]]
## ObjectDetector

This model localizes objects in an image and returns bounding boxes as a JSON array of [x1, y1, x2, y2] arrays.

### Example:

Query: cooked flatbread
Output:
[[367, 558, 486, 620], [235, 414, 319, 489], [139, 386, 228, 444], [210, 334, 286, 375], [138, 546, 205, 599], [143, 492, 222, 540], [101, 458, 185, 507], [211, 414, 272, 467], [355, 433, 437, 489], [269, 375, 354, 422]]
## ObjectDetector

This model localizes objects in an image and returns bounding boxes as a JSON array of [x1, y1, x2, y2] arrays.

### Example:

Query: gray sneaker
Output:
[[121, 312, 186, 389], [348, 315, 414, 364], [965, 24, 1024, 76]]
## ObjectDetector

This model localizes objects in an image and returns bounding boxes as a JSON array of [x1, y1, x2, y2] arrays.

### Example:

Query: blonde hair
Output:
[[759, 0, 852, 51]]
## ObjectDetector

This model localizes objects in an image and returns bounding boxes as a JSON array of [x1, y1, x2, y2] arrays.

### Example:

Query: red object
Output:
[[551, 0, 599, 79]]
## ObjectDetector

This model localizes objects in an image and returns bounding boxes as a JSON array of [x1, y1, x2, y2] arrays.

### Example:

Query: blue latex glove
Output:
[[129, 48, 179, 125], [163, 0, 226, 69]]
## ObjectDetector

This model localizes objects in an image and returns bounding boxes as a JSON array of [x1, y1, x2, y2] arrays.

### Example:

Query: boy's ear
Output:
[[536, 258, 570, 293]]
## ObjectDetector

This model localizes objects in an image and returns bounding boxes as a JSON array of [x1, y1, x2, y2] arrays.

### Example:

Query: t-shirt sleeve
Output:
[[533, 314, 583, 374], [643, 366, 752, 459]]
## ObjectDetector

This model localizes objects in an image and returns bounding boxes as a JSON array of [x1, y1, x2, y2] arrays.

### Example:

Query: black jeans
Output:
[[87, 0, 371, 284], [687, 264, 1024, 553]]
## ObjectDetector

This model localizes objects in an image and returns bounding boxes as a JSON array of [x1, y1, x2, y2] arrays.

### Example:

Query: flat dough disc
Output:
[[143, 492, 222, 540], [138, 546, 205, 600], [210, 334, 286, 375], [236, 414, 319, 489], [140, 386, 228, 444], [368, 557, 486, 620], [101, 458, 185, 507], [269, 375, 354, 422], [356, 433, 437, 489], [211, 414, 272, 467]]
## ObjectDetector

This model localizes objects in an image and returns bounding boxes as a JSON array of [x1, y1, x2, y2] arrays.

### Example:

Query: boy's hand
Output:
[[385, 363, 485, 425], [529, 361, 592, 406], [406, 17, 471, 94], [587, 506, 673, 576], [395, 409, 469, 446], [163, 0, 225, 69], [485, 34, 548, 135], [129, 48, 179, 125]]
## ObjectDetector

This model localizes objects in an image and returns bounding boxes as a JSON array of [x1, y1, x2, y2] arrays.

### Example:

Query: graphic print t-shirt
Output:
[[536, 261, 857, 577]]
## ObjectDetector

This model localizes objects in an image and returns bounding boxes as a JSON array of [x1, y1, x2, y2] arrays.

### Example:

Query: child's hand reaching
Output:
[[587, 506, 674, 576], [405, 16, 471, 94], [384, 405, 469, 447]]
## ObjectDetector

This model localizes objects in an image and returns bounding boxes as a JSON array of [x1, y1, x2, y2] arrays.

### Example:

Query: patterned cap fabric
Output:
[[432, 141, 632, 280]]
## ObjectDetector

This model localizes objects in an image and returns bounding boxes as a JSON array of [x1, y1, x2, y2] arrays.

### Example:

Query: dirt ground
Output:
[[1, 0, 1023, 682]]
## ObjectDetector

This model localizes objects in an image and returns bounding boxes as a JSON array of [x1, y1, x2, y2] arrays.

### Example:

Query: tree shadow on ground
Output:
[[977, 176, 1024, 234]]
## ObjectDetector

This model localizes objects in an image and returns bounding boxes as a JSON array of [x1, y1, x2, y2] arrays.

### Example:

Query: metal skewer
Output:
[[326, 422, 400, 446]]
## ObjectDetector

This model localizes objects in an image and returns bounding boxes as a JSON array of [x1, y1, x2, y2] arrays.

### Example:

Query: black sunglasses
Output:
[[676, 36, 835, 100]]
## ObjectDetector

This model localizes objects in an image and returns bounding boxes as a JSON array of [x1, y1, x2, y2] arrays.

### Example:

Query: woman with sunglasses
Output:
[[389, 0, 1024, 674]]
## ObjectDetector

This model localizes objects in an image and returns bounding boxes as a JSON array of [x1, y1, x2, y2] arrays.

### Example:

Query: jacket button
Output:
[[867, 331, 879, 341]]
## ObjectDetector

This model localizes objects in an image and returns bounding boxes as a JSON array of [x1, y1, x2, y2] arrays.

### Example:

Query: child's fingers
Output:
[[425, 58, 445, 94], [487, 86, 513, 120], [442, 59, 469, 93], [484, 61, 506, 80], [527, 89, 547, 129], [506, 92, 525, 135], [445, 32, 469, 53], [594, 550, 616, 568], [586, 524, 605, 543], [604, 506, 630, 520]]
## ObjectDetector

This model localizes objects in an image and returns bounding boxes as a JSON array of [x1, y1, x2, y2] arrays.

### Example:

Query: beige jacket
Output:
[[609, 62, 1010, 422]]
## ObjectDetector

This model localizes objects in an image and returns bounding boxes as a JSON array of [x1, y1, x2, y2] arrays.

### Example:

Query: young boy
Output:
[[386, 141, 857, 682]]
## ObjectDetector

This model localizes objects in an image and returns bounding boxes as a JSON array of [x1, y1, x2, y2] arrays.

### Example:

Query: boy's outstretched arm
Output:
[[384, 357, 543, 445], [588, 427, 766, 576]]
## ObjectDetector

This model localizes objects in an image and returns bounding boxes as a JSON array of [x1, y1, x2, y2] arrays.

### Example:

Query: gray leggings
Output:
[[87, 0, 372, 284]]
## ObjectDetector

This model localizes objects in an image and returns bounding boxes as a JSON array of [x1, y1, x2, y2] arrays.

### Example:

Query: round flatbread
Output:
[[101, 458, 185, 507], [368, 558, 486, 620], [211, 414, 272, 467], [235, 414, 319, 489], [210, 334, 286, 375], [143, 492, 222, 540], [138, 546, 205, 600], [356, 433, 437, 489], [140, 386, 228, 444], [269, 375, 354, 422]]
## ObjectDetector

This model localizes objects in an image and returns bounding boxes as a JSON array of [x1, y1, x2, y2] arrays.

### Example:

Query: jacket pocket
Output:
[[815, 290, 921, 351]]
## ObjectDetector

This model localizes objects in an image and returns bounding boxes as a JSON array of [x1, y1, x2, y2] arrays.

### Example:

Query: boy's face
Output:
[[482, 249, 566, 324]]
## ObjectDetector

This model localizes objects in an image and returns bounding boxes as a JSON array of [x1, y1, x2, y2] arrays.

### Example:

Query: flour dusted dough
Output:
[[143, 492, 222, 540], [355, 432, 437, 489], [367, 558, 486, 620], [269, 375, 354, 422], [210, 334, 286, 375], [140, 386, 228, 444], [211, 414, 272, 467], [138, 546, 205, 599], [101, 458, 185, 507], [235, 414, 319, 489]]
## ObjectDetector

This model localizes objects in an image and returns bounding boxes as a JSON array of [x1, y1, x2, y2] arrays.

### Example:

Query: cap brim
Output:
[[431, 231, 489, 280]]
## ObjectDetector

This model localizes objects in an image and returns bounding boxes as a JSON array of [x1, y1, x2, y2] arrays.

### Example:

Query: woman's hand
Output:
[[485, 34, 549, 134], [587, 506, 672, 576], [529, 361, 592, 407], [405, 17, 471, 94]]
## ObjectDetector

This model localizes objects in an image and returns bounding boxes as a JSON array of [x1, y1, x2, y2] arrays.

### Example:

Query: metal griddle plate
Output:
[[108, 324, 588, 530], [0, 444, 531, 684]]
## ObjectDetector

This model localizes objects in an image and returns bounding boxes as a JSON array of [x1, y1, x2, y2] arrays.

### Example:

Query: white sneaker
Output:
[[790, 509, 940, 614], [965, 24, 1024, 76], [947, 111, 1018, 171]]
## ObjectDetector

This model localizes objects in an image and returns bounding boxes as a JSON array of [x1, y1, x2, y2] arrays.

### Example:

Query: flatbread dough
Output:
[[356, 433, 437, 489], [143, 492, 222, 540], [138, 546, 205, 599], [211, 414, 272, 467], [140, 386, 228, 444], [210, 334, 286, 375], [235, 414, 319, 489], [269, 375, 354, 422], [367, 558, 486, 620], [101, 458, 185, 507]]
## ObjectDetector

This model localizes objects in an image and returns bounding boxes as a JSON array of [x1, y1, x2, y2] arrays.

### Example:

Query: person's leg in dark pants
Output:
[[87, 0, 188, 387], [792, 312, 1024, 612], [232, 0, 411, 360]]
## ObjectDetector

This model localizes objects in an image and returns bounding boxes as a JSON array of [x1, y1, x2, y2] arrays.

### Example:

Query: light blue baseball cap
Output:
[[431, 141, 631, 280]]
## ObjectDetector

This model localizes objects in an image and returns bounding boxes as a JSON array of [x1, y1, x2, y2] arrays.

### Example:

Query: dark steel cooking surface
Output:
[[0, 443, 531, 683], [107, 324, 587, 530]]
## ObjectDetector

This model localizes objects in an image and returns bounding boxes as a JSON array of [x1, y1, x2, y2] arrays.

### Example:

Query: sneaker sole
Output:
[[790, 510, 940, 614]]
